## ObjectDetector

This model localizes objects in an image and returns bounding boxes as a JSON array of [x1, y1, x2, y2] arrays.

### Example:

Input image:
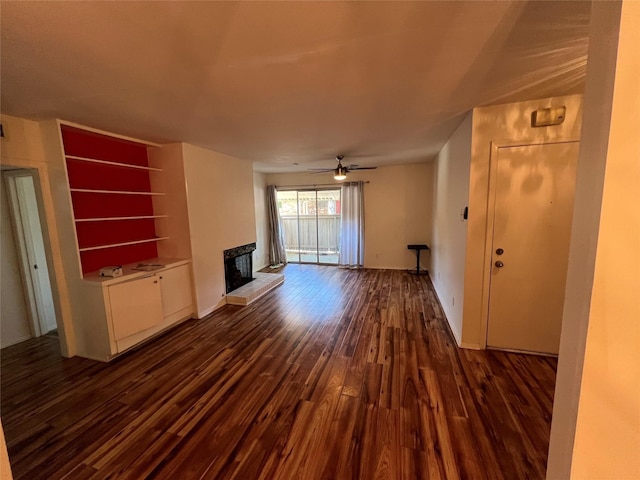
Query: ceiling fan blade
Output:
[[348, 166, 378, 170], [307, 168, 335, 172], [309, 170, 334, 174]]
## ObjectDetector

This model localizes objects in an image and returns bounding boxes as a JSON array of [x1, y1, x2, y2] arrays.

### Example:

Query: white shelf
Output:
[[70, 188, 165, 196], [79, 237, 169, 252], [66, 155, 162, 172], [75, 215, 168, 223]]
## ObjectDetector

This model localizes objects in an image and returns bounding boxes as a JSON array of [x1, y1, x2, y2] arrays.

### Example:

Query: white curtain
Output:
[[266, 185, 287, 266], [339, 181, 365, 268]]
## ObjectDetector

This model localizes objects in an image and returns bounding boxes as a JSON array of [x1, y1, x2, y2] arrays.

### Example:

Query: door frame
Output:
[[277, 187, 341, 265], [3, 169, 57, 337], [478, 138, 581, 349], [0, 157, 72, 356]]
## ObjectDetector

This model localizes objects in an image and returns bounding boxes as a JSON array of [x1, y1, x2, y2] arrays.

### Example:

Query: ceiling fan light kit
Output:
[[334, 165, 347, 181], [309, 154, 377, 180]]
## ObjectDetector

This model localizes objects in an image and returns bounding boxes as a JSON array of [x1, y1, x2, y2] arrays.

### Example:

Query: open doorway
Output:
[[1, 168, 58, 347]]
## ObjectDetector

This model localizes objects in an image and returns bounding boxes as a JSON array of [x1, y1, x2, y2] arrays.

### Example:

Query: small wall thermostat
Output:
[[531, 106, 566, 127]]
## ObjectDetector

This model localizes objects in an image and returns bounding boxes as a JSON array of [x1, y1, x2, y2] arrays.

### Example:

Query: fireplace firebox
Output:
[[224, 243, 256, 293]]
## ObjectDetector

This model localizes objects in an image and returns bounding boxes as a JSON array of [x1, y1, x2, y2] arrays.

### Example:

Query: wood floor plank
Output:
[[1, 264, 558, 479]]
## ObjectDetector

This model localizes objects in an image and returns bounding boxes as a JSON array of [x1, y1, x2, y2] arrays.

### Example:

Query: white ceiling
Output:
[[1, 1, 591, 172]]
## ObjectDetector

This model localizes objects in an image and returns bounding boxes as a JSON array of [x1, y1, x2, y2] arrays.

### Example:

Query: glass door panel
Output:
[[317, 189, 340, 264], [298, 191, 318, 263], [276, 188, 340, 265], [277, 190, 300, 263]]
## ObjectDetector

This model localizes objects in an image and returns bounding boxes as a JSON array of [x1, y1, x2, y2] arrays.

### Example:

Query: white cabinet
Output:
[[159, 264, 192, 320], [80, 258, 194, 360], [109, 275, 163, 340]]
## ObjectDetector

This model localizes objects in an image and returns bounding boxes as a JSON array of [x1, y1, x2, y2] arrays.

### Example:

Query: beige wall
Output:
[[265, 163, 433, 270], [0, 115, 75, 357], [149, 143, 192, 260], [461, 94, 583, 347], [430, 113, 472, 344], [0, 115, 46, 163], [0, 178, 32, 348], [549, 2, 640, 478], [182, 143, 257, 317]]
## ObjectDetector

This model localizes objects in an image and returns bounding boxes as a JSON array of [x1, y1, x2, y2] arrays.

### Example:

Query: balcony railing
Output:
[[280, 215, 340, 254]]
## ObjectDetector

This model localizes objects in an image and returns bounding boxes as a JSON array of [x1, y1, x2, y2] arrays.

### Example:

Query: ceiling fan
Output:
[[308, 155, 377, 180]]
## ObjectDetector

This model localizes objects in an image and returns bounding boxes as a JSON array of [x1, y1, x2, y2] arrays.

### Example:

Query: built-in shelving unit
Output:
[[69, 188, 166, 196], [78, 237, 170, 252], [65, 155, 163, 171], [61, 124, 167, 275], [75, 215, 168, 223]]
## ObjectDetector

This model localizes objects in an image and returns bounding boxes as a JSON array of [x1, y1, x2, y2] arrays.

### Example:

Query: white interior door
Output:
[[3, 171, 58, 336], [486, 142, 579, 354]]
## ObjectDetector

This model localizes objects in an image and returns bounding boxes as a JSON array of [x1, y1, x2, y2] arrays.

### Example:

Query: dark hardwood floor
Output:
[[1, 265, 557, 479]]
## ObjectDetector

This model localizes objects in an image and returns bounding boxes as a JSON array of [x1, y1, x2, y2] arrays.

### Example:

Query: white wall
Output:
[[182, 143, 257, 317], [0, 115, 74, 357], [265, 163, 433, 270], [149, 142, 192, 260], [252, 171, 269, 271], [462, 94, 583, 348], [548, 2, 640, 478], [430, 113, 472, 344], [0, 177, 32, 348]]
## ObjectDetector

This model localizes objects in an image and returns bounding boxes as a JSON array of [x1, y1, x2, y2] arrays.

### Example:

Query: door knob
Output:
[[496, 248, 504, 255], [495, 261, 504, 268]]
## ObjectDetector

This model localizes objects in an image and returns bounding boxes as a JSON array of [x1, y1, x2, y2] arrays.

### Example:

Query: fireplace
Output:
[[224, 243, 256, 293]]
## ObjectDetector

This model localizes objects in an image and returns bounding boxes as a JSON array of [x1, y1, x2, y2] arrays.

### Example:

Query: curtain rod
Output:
[[275, 181, 370, 190]]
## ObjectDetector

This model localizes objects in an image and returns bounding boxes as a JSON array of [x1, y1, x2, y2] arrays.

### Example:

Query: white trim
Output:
[[66, 155, 162, 172], [487, 346, 558, 358], [75, 215, 168, 223], [70, 188, 165, 196], [196, 304, 220, 319], [57, 119, 161, 147], [79, 237, 169, 252]]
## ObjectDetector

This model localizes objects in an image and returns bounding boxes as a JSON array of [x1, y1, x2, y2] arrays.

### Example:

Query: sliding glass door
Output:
[[277, 189, 340, 264]]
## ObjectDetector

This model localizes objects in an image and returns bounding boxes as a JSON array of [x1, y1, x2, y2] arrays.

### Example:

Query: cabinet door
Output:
[[109, 275, 163, 340], [159, 264, 193, 318]]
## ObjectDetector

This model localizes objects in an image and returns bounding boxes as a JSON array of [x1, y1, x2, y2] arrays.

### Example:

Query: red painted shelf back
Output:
[[66, 158, 152, 192], [61, 125, 150, 167], [70, 192, 155, 219], [80, 243, 159, 275], [61, 125, 160, 274], [75, 219, 158, 250]]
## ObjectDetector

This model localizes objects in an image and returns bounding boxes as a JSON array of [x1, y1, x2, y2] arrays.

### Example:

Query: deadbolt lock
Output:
[[496, 248, 504, 255]]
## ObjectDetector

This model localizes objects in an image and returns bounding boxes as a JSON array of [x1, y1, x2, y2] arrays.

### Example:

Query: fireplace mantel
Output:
[[223, 243, 256, 260]]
